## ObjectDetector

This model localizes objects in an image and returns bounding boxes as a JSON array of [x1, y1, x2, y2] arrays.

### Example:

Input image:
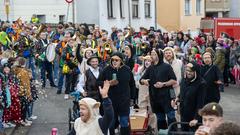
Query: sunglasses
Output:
[[111, 58, 121, 62]]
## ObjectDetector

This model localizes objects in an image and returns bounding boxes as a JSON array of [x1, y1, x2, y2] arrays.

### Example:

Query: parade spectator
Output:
[[134, 55, 157, 133], [163, 47, 183, 96], [2, 61, 22, 128], [201, 52, 222, 104], [181, 34, 192, 54], [210, 122, 240, 135], [214, 39, 226, 92], [12, 57, 32, 126], [124, 44, 135, 71], [98, 52, 136, 135], [74, 80, 114, 135], [175, 31, 184, 47], [195, 103, 224, 135], [172, 62, 206, 131], [206, 33, 216, 51], [140, 49, 177, 130], [76, 54, 102, 101]]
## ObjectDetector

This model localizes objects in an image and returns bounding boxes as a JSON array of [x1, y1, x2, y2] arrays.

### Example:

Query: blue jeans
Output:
[[57, 68, 64, 91], [27, 57, 36, 80], [53, 58, 59, 82], [0, 110, 4, 133], [110, 115, 129, 135], [41, 61, 55, 87], [27, 101, 34, 119], [156, 111, 176, 129]]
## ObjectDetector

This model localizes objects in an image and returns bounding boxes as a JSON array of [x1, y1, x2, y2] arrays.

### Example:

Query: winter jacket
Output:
[[97, 65, 136, 116], [214, 46, 226, 73]]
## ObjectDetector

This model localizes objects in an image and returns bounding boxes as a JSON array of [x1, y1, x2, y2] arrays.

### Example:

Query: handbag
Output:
[[62, 64, 70, 74]]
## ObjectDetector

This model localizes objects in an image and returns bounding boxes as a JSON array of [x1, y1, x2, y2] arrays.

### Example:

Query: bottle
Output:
[[112, 73, 117, 80], [51, 128, 58, 135]]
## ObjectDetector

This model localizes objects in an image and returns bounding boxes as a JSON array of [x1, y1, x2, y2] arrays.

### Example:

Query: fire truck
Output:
[[200, 18, 240, 39]]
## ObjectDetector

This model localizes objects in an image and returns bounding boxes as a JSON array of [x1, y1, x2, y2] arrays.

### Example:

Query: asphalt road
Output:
[[7, 84, 240, 135]]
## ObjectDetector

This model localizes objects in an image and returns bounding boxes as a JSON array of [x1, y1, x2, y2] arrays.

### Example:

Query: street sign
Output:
[[65, 0, 73, 3]]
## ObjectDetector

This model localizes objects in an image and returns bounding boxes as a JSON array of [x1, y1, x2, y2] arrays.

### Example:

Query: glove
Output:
[[70, 91, 81, 99]]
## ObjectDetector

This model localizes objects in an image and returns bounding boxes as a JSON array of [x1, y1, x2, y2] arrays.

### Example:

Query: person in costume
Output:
[[35, 31, 56, 88], [12, 57, 32, 126], [98, 52, 136, 135], [73, 80, 114, 135], [140, 49, 177, 130], [2, 60, 21, 128], [76, 54, 102, 101]]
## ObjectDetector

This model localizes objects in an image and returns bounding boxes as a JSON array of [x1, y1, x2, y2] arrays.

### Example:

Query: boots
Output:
[[120, 127, 130, 135]]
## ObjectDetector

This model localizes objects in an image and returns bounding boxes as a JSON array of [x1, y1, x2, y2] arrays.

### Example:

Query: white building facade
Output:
[[229, 0, 240, 17], [0, 0, 74, 23], [1, 0, 156, 32], [98, 0, 156, 32]]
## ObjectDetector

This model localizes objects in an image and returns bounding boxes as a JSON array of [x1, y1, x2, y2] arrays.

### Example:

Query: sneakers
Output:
[[3, 122, 16, 128], [21, 121, 32, 126], [30, 115, 38, 120], [28, 115, 38, 121], [25, 119, 33, 124], [64, 94, 69, 100]]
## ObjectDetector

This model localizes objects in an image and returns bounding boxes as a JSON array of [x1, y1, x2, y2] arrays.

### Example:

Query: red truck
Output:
[[200, 18, 240, 39]]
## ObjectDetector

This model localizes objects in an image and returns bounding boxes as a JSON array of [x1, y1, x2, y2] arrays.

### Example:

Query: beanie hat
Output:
[[199, 102, 223, 117]]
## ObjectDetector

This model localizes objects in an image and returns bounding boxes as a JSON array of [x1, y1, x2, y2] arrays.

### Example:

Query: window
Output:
[[59, 15, 65, 23], [185, 0, 191, 15], [36, 15, 46, 23], [120, 0, 125, 18], [196, 0, 201, 15], [132, 0, 139, 18], [107, 0, 114, 18], [145, 0, 151, 18]]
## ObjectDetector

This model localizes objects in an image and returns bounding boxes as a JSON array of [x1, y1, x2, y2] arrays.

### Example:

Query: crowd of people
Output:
[[0, 17, 240, 135]]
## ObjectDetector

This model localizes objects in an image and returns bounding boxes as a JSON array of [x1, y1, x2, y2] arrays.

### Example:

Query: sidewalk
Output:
[[4, 127, 15, 135]]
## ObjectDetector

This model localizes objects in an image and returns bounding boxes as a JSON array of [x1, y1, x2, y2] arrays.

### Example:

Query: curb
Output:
[[4, 126, 16, 135]]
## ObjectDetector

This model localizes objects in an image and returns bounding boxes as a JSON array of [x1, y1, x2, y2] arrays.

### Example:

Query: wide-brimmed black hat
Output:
[[87, 54, 100, 66]]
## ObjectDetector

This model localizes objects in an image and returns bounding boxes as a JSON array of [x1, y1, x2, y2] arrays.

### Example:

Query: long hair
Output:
[[151, 48, 164, 65]]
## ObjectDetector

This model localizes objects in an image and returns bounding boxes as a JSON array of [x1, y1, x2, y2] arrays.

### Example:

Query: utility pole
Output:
[[72, 0, 75, 23], [128, 0, 131, 27], [155, 0, 157, 29]]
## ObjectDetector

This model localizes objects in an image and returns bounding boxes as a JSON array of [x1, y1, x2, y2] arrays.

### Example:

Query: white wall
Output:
[[99, 0, 129, 33], [75, 0, 99, 24], [131, 0, 155, 32], [0, 0, 73, 23], [99, 0, 155, 33], [230, 0, 240, 17]]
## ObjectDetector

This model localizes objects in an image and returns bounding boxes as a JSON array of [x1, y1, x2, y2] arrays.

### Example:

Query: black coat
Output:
[[140, 63, 177, 113], [179, 76, 206, 122], [200, 65, 222, 104], [97, 65, 136, 116]]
